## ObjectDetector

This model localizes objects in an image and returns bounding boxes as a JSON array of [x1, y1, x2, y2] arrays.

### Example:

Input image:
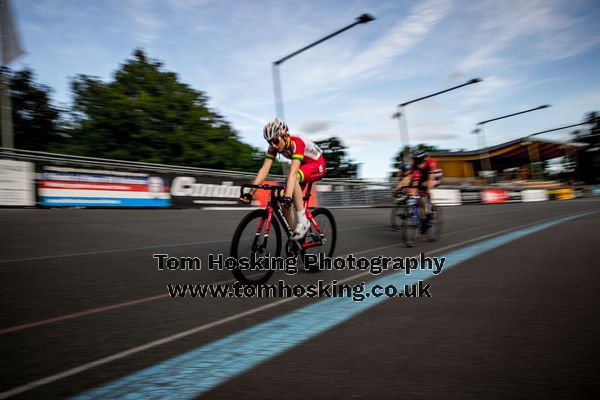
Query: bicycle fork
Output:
[[252, 207, 274, 254]]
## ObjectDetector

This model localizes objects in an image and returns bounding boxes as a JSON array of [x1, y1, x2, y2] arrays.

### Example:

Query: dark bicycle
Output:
[[230, 183, 336, 285], [399, 190, 443, 247], [390, 192, 408, 231]]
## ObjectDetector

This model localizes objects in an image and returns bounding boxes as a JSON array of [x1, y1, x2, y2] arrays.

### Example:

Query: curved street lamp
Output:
[[393, 78, 483, 162], [272, 14, 376, 119]]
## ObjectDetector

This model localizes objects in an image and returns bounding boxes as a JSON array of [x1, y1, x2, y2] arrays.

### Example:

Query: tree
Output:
[[585, 111, 600, 137], [314, 136, 359, 178], [569, 111, 600, 183], [63, 49, 263, 171], [4, 67, 61, 151]]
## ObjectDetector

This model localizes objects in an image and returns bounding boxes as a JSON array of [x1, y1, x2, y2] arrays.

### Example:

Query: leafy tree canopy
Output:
[[4, 67, 61, 151], [314, 136, 359, 179], [62, 49, 263, 171]]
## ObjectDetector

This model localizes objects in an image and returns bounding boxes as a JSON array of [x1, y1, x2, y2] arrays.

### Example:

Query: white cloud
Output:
[[225, 109, 267, 126], [168, 0, 211, 12], [129, 0, 164, 45], [456, 0, 600, 73], [337, 0, 453, 81], [301, 120, 334, 134], [459, 75, 521, 108], [414, 132, 460, 141], [224, 0, 453, 110]]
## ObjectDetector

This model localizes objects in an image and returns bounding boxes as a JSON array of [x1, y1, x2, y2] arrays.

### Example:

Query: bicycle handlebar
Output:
[[240, 183, 285, 198]]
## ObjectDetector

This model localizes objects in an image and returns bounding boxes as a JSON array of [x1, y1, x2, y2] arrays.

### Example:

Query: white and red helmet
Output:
[[263, 118, 289, 141]]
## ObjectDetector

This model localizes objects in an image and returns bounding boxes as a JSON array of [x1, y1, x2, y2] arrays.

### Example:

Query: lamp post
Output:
[[1, 0, 25, 149], [473, 104, 551, 182], [471, 127, 486, 178], [393, 78, 482, 162], [272, 13, 375, 119], [524, 121, 590, 139]]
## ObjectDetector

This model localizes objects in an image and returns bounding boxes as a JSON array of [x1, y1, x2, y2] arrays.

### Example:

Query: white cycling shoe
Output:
[[291, 217, 310, 240]]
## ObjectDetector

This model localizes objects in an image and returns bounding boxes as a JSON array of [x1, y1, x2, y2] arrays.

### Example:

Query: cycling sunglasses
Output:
[[268, 137, 281, 145]]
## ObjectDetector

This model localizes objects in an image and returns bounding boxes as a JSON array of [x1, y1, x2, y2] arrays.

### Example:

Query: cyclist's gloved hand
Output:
[[240, 193, 253, 204], [280, 196, 292, 208]]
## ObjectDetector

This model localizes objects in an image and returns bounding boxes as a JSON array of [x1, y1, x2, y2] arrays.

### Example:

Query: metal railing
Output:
[[0, 147, 393, 188]]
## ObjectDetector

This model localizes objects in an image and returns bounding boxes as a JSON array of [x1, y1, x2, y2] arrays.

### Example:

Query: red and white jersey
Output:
[[265, 135, 323, 164], [410, 158, 442, 187]]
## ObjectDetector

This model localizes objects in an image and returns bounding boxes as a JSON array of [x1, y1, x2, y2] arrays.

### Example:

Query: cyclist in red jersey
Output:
[[395, 151, 440, 230], [240, 118, 326, 239]]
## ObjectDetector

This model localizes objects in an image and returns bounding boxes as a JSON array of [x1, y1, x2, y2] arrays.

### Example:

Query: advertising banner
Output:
[[521, 189, 549, 202], [0, 159, 35, 206], [481, 189, 507, 204], [170, 176, 318, 208], [431, 189, 461, 206], [548, 188, 575, 201], [170, 176, 246, 207], [504, 190, 522, 203], [38, 166, 170, 207], [460, 189, 482, 204]]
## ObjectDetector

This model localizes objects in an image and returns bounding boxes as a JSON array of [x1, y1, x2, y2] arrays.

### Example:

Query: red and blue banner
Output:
[[38, 166, 170, 207]]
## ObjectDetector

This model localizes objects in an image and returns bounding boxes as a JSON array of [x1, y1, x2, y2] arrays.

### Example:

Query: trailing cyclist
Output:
[[240, 118, 326, 240], [394, 151, 442, 232]]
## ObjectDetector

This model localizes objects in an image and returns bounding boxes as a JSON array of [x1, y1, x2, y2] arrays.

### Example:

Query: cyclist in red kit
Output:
[[395, 151, 442, 231], [240, 118, 325, 240]]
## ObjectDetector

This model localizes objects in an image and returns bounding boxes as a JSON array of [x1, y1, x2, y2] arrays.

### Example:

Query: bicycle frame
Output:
[[405, 190, 432, 225], [407, 192, 421, 225], [242, 183, 325, 252]]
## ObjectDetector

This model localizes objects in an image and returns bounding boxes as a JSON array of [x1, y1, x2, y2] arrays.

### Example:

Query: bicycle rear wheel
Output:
[[303, 207, 337, 272], [401, 205, 419, 247], [230, 209, 282, 285]]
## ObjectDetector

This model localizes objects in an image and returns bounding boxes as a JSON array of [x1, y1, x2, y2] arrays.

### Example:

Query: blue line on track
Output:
[[71, 211, 594, 400]]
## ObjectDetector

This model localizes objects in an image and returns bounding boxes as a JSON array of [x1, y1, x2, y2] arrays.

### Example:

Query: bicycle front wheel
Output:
[[303, 207, 337, 272], [390, 203, 403, 231], [230, 209, 282, 285], [426, 204, 443, 241], [401, 205, 419, 247]]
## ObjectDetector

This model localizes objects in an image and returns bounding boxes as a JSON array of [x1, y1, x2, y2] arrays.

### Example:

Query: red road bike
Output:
[[230, 183, 336, 284]]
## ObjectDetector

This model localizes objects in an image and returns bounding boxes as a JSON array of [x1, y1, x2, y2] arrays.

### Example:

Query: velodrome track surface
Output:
[[1, 199, 599, 399]]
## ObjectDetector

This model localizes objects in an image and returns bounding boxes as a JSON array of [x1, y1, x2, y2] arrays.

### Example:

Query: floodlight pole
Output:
[[394, 78, 482, 163], [272, 13, 375, 120]]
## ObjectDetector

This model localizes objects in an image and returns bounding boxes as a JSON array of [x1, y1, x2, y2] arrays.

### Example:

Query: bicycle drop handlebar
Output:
[[240, 183, 286, 200]]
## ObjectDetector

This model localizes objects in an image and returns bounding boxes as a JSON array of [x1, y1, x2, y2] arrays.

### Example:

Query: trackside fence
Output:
[[1, 148, 598, 208]]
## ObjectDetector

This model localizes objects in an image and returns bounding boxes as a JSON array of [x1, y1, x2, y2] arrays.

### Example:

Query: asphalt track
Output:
[[1, 199, 599, 399]]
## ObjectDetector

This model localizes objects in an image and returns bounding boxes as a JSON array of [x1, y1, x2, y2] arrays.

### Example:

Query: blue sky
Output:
[[10, 0, 600, 179]]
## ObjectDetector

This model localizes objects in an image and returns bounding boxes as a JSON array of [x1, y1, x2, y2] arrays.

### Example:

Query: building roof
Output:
[[433, 137, 587, 170]]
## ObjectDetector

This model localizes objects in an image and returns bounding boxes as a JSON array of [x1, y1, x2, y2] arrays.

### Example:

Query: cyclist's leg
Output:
[[282, 180, 303, 231], [422, 192, 431, 217], [417, 189, 426, 218], [292, 161, 324, 239], [291, 179, 304, 214], [282, 202, 295, 230]]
